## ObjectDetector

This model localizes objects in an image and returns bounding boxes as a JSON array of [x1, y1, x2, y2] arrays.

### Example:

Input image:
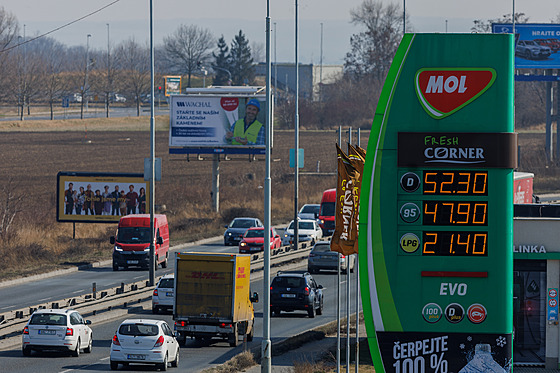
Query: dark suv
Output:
[[270, 271, 323, 318]]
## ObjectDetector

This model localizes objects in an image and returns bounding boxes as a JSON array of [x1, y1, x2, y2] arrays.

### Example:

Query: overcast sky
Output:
[[3, 0, 560, 64]]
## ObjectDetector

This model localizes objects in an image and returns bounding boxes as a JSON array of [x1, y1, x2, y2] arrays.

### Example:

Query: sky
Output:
[[3, 0, 560, 65]]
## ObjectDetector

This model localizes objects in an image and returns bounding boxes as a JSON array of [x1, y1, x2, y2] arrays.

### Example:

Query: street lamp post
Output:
[[107, 23, 110, 117], [85, 34, 91, 112]]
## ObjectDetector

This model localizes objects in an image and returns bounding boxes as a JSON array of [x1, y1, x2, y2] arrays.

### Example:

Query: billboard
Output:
[[169, 95, 266, 155], [165, 76, 182, 96], [57, 172, 150, 223], [493, 23, 560, 69]]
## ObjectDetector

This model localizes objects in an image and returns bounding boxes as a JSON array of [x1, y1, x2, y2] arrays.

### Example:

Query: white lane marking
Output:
[[72, 289, 85, 294], [37, 298, 51, 302]]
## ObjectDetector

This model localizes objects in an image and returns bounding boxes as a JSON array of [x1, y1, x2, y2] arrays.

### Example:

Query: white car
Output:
[[283, 219, 323, 247], [22, 308, 93, 357], [110, 319, 179, 371], [152, 274, 174, 314], [298, 204, 320, 221]]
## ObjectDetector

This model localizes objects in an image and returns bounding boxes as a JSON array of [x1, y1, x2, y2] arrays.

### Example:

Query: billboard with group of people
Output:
[[57, 172, 149, 223], [169, 95, 266, 155]]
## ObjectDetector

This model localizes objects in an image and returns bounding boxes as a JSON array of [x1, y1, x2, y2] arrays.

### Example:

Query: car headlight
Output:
[[227, 232, 232, 236], [240, 242, 247, 247], [114, 246, 123, 252]]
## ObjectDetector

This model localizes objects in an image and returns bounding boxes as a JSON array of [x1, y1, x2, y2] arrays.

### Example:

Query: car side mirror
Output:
[[157, 236, 163, 245], [224, 225, 228, 228], [318, 285, 323, 289], [110, 236, 115, 244], [275, 235, 280, 239], [250, 292, 259, 303], [85, 320, 92, 325]]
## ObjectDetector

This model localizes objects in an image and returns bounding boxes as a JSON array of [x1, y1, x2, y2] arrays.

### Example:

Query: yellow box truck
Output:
[[173, 252, 258, 347]]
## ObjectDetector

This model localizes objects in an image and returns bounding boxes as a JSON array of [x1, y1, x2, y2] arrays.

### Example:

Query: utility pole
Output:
[[107, 23, 110, 118]]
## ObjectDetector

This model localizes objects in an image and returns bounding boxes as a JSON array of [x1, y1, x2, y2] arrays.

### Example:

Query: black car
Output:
[[270, 271, 323, 318], [224, 217, 263, 246]]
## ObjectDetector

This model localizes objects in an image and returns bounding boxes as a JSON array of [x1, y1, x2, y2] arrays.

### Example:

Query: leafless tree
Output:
[[345, 0, 409, 84], [115, 38, 150, 116], [471, 13, 529, 33], [0, 179, 25, 238], [0, 7, 19, 101], [163, 24, 214, 87]]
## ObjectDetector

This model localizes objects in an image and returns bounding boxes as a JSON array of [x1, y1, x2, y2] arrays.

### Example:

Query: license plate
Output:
[[166, 292, 173, 297], [127, 260, 139, 264], [321, 255, 331, 259], [281, 293, 296, 298], [128, 354, 146, 360], [39, 329, 56, 335]]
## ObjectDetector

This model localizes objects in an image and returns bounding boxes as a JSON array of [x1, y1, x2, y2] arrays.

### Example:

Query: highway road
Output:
[[0, 238, 232, 313], [0, 262, 360, 372]]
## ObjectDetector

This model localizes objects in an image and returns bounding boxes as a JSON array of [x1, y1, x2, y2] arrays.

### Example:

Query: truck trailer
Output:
[[173, 252, 258, 347]]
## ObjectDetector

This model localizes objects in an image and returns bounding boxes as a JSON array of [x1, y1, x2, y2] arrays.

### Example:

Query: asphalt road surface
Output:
[[0, 263, 360, 372]]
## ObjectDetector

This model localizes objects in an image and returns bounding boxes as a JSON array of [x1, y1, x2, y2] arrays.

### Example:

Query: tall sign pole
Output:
[[360, 33, 516, 372], [148, 0, 156, 286], [261, 0, 272, 372], [293, 0, 300, 250]]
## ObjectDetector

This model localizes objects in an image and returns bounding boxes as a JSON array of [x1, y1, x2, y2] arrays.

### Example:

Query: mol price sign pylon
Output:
[[359, 34, 516, 372]]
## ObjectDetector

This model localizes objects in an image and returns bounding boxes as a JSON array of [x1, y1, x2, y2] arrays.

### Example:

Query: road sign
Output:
[[62, 96, 70, 108], [360, 34, 515, 372]]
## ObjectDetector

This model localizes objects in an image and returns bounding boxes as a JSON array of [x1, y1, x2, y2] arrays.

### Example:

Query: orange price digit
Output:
[[457, 173, 471, 194], [473, 233, 488, 255], [473, 172, 488, 194], [473, 203, 488, 225], [440, 173, 454, 194], [424, 172, 437, 194], [456, 203, 471, 224], [424, 202, 438, 224], [423, 233, 437, 254]]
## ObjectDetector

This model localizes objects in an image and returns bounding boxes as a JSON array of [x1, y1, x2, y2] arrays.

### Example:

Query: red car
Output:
[[239, 227, 281, 253]]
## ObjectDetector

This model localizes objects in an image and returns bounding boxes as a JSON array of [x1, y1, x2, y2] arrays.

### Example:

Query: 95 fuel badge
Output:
[[400, 233, 420, 253]]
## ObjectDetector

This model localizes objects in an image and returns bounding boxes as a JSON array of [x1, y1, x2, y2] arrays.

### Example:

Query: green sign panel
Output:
[[359, 33, 516, 372]]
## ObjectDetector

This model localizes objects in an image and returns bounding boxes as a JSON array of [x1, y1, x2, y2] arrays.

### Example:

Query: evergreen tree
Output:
[[212, 35, 231, 86], [229, 30, 254, 86]]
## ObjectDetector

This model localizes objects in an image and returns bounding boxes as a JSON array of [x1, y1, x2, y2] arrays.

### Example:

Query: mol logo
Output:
[[415, 68, 496, 119]]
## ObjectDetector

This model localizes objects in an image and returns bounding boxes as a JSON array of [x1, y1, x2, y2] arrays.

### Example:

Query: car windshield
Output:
[[320, 202, 335, 217], [301, 205, 319, 214], [312, 244, 331, 253], [117, 227, 151, 244], [29, 313, 67, 326], [273, 277, 305, 288], [230, 219, 255, 228], [245, 229, 267, 238], [288, 221, 314, 230], [119, 323, 159, 336], [158, 278, 174, 288]]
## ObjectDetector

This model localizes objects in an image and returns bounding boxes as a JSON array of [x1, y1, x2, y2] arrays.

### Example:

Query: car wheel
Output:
[[84, 335, 93, 353], [316, 299, 323, 316], [247, 321, 254, 342], [110, 361, 119, 370], [159, 353, 168, 371], [228, 324, 239, 347], [308, 306, 315, 318], [161, 254, 168, 269], [72, 338, 80, 357], [112, 263, 118, 271], [22, 347, 31, 356], [272, 308, 281, 316], [171, 348, 179, 368]]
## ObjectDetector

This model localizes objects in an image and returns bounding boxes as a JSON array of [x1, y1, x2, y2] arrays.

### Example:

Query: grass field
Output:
[[0, 114, 558, 280], [0, 115, 354, 279]]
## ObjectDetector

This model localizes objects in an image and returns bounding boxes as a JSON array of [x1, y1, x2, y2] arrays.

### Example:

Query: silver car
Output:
[[22, 308, 93, 357], [152, 274, 174, 314], [307, 241, 356, 274]]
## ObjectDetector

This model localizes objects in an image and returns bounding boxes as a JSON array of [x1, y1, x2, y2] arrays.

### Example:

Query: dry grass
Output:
[[201, 350, 256, 373]]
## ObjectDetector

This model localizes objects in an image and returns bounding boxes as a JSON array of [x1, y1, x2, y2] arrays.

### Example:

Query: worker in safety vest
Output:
[[225, 99, 264, 145]]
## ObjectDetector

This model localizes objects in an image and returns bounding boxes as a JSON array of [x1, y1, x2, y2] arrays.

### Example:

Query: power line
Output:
[[0, 0, 121, 53]]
